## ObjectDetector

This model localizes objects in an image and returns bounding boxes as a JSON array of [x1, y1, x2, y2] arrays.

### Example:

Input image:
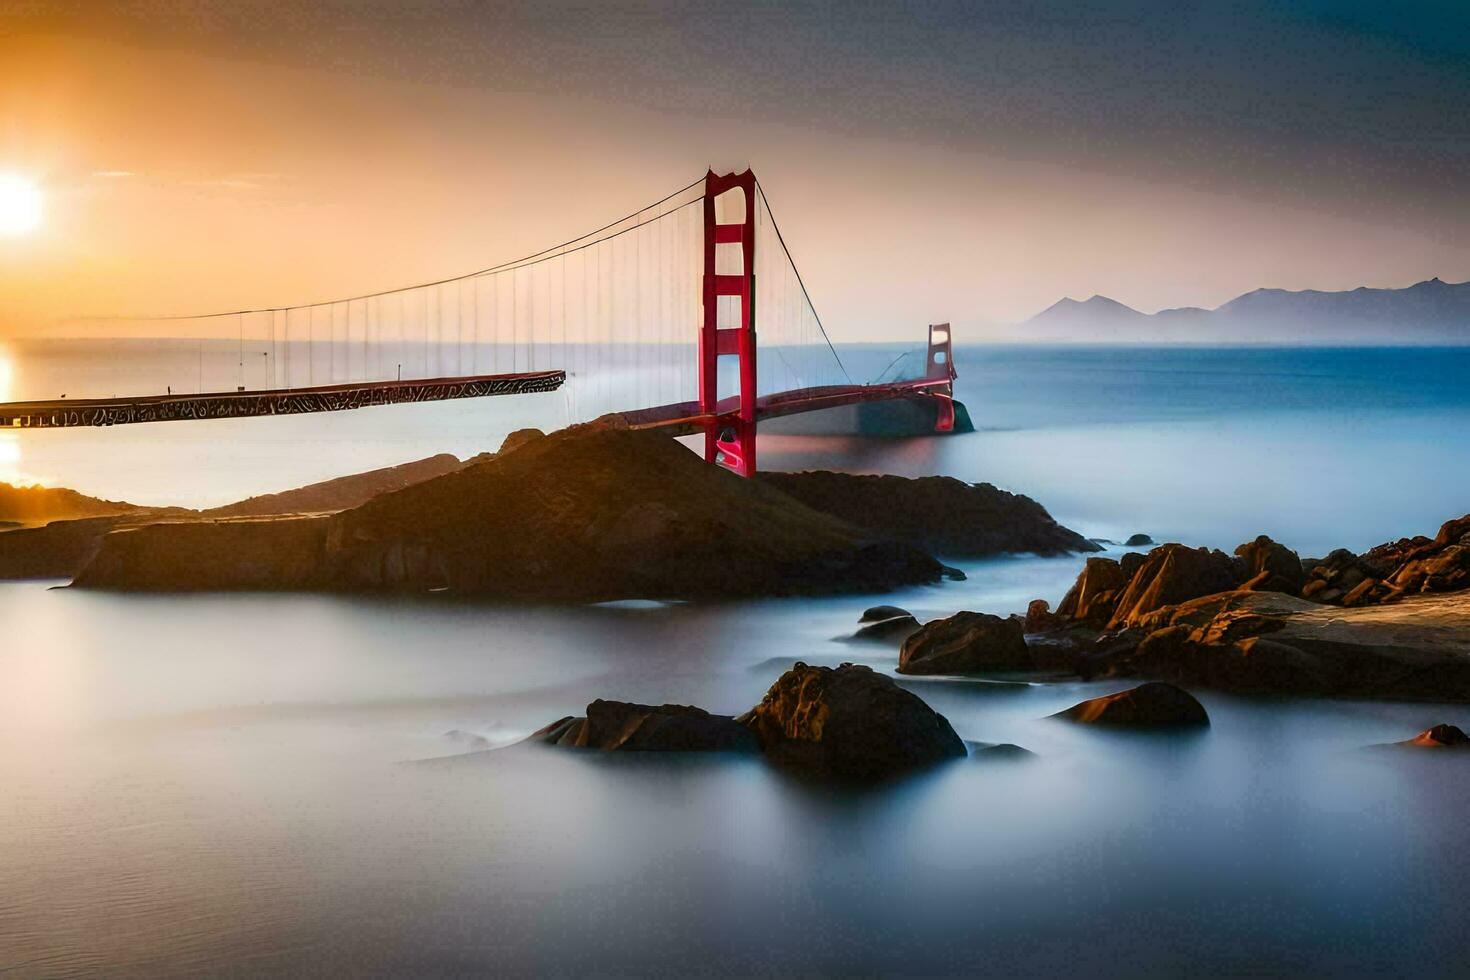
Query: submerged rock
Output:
[[967, 742, 1037, 761], [860, 605, 911, 623], [528, 700, 759, 753], [1056, 682, 1209, 726], [1125, 533, 1155, 547], [738, 662, 966, 780], [898, 611, 1031, 675]]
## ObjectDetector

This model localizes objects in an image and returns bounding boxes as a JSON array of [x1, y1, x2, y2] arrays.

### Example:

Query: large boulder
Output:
[[1106, 544, 1242, 629], [1055, 556, 1128, 625], [1234, 535, 1305, 595], [738, 662, 966, 780], [898, 611, 1031, 674], [851, 610, 921, 642], [528, 700, 759, 753], [1055, 681, 1210, 726], [1125, 533, 1155, 547]]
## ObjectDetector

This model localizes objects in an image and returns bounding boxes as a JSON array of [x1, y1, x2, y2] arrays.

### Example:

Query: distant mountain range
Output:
[[1008, 277, 1470, 344]]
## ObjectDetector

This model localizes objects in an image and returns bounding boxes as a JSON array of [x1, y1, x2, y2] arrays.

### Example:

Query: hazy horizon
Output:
[[2, 2, 1468, 342]]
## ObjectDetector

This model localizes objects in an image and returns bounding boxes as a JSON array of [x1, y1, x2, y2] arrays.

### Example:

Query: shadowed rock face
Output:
[[72, 425, 955, 600], [737, 663, 966, 780], [898, 611, 1030, 674], [757, 471, 1099, 558], [1056, 682, 1209, 726], [201, 454, 465, 518], [528, 701, 759, 753]]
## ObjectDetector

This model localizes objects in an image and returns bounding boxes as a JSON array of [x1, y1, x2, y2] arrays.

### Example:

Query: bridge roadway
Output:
[[0, 370, 567, 428]]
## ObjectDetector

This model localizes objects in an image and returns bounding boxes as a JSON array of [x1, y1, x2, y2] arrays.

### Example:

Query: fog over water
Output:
[[2, 345, 1468, 975]]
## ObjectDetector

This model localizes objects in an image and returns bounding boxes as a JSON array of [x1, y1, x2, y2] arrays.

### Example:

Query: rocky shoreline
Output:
[[887, 514, 1470, 702]]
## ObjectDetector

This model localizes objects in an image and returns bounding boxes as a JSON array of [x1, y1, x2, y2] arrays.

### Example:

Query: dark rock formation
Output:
[[1235, 535, 1305, 595], [1399, 724, 1470, 749], [757, 471, 1099, 558], [1055, 556, 1129, 626], [851, 612, 921, 642], [0, 516, 130, 580], [1056, 682, 1209, 726], [1024, 598, 1061, 633], [861, 605, 911, 623], [1298, 514, 1470, 608], [1125, 533, 1154, 547], [898, 611, 1031, 675], [1106, 544, 1242, 630], [72, 426, 956, 600], [497, 428, 546, 456], [72, 517, 332, 591], [528, 700, 759, 752], [737, 662, 966, 780]]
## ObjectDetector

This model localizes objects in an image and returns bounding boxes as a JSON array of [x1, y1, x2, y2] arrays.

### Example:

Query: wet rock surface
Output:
[[738, 663, 967, 780], [898, 611, 1031, 675], [1056, 682, 1210, 726], [757, 471, 1099, 558], [528, 700, 759, 753]]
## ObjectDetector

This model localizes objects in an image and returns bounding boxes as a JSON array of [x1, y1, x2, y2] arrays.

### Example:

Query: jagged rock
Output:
[[898, 611, 1031, 674], [1399, 724, 1470, 749], [756, 471, 1100, 558], [1125, 533, 1155, 547], [1234, 535, 1304, 595], [1106, 544, 1242, 629], [1056, 682, 1209, 726], [1056, 556, 1128, 625], [738, 662, 966, 780], [1024, 598, 1061, 633], [527, 700, 759, 752]]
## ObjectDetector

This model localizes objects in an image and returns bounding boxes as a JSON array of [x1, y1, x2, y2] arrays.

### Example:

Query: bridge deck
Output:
[[0, 371, 566, 428], [614, 376, 954, 437]]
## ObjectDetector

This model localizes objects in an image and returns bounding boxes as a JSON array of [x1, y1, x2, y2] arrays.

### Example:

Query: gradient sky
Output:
[[1, 0, 1467, 340]]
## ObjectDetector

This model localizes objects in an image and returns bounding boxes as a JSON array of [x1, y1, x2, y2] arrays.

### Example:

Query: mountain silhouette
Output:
[[1016, 277, 1470, 343]]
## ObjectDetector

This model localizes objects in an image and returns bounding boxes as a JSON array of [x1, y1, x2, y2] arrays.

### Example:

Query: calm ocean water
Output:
[[1, 344, 1468, 976]]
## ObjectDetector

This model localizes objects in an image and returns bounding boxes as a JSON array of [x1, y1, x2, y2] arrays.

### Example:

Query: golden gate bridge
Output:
[[0, 170, 966, 476]]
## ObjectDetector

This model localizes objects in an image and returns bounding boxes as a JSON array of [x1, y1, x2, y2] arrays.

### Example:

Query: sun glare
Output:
[[0, 174, 43, 236]]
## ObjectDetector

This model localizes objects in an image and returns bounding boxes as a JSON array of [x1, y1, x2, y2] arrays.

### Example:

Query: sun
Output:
[[0, 174, 43, 237]]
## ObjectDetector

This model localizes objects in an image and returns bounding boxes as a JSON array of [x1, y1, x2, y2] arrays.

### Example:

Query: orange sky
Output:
[[2, 3, 1467, 341]]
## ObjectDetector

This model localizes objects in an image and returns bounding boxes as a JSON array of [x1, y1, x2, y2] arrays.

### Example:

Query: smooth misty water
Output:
[[2, 345, 1469, 976]]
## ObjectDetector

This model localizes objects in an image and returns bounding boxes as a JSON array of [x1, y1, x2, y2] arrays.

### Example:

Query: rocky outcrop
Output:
[[1235, 535, 1304, 595], [851, 607, 920, 642], [757, 471, 1099, 558], [0, 516, 130, 580], [737, 663, 966, 780], [1055, 682, 1209, 726], [527, 700, 759, 752], [1398, 724, 1470, 749], [73, 425, 956, 600], [1299, 514, 1470, 607], [1055, 556, 1130, 625], [72, 517, 331, 591], [897, 611, 1031, 674], [1069, 589, 1470, 701], [1106, 544, 1242, 629], [1125, 533, 1154, 547]]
